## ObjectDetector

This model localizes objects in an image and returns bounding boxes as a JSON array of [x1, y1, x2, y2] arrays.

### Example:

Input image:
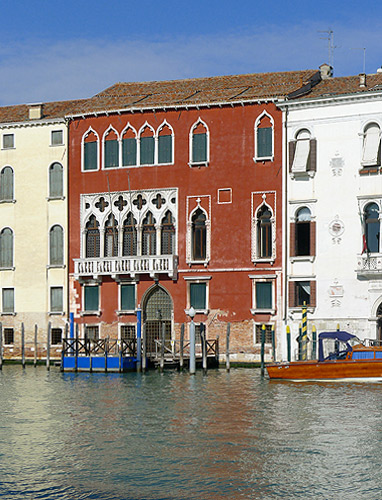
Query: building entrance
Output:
[[143, 286, 173, 354]]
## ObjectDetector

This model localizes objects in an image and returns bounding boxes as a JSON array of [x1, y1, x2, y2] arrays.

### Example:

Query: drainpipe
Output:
[[282, 105, 289, 358]]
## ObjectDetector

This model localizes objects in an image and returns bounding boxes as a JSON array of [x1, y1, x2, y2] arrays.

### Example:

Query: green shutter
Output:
[[50, 226, 64, 265], [140, 137, 154, 165], [2, 288, 14, 313], [257, 127, 272, 158], [0, 167, 13, 201], [190, 283, 206, 310], [51, 287, 63, 312], [122, 138, 137, 166], [49, 163, 63, 197], [121, 284, 135, 311], [84, 286, 99, 311], [256, 282, 272, 309], [104, 140, 119, 168], [158, 135, 172, 164], [0, 228, 13, 267], [84, 142, 98, 171], [192, 133, 207, 163]]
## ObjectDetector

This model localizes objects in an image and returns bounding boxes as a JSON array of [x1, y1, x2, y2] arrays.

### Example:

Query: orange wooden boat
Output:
[[266, 331, 382, 381]]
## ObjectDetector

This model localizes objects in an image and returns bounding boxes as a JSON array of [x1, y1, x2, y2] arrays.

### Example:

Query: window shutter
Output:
[[49, 163, 63, 197], [104, 140, 119, 168], [158, 135, 172, 164], [121, 284, 135, 311], [2, 288, 14, 313], [0, 167, 13, 201], [140, 136, 154, 165], [256, 282, 272, 309], [309, 139, 317, 172], [292, 139, 310, 172], [122, 138, 137, 166], [190, 283, 206, 310], [84, 286, 99, 311], [0, 228, 13, 267], [310, 281, 316, 307], [288, 141, 296, 172], [50, 226, 64, 265], [289, 223, 296, 257], [288, 281, 296, 308], [51, 287, 63, 312], [84, 142, 98, 171], [192, 133, 207, 163], [362, 125, 381, 166], [310, 221, 316, 256], [257, 127, 272, 158]]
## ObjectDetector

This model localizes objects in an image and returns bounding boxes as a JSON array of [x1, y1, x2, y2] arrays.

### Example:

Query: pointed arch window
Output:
[[104, 215, 118, 257], [0, 228, 13, 268], [192, 208, 206, 260], [104, 129, 119, 169], [158, 124, 173, 164], [0, 167, 14, 201], [257, 206, 272, 258], [255, 113, 273, 160], [140, 126, 155, 165], [49, 162, 63, 198], [362, 123, 381, 167], [191, 121, 208, 165], [49, 225, 64, 265], [123, 213, 137, 256], [122, 127, 137, 166], [83, 130, 98, 171], [85, 215, 100, 258], [364, 203, 380, 253], [161, 211, 175, 254], [142, 212, 156, 255]]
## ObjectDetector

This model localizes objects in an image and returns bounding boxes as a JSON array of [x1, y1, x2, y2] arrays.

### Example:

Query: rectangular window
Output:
[[192, 133, 207, 163], [104, 140, 119, 168], [4, 328, 14, 345], [158, 135, 172, 164], [255, 282, 273, 310], [85, 325, 99, 341], [257, 127, 272, 158], [51, 328, 62, 345], [84, 285, 99, 312], [50, 287, 63, 313], [140, 137, 154, 165], [122, 138, 137, 166], [51, 130, 63, 146], [190, 283, 207, 310], [84, 142, 98, 171], [3, 134, 14, 149], [2, 288, 14, 313], [120, 284, 135, 311], [296, 281, 311, 306], [292, 140, 310, 172], [255, 324, 273, 344], [121, 324, 136, 340]]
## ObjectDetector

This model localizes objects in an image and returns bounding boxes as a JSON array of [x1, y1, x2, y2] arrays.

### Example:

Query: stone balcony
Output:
[[356, 254, 382, 278], [74, 255, 178, 280]]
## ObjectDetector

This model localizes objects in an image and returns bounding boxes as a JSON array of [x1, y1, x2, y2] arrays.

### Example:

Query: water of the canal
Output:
[[0, 366, 381, 499]]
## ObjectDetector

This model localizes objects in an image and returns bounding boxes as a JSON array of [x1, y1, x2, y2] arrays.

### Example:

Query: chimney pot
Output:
[[28, 103, 43, 120], [359, 73, 366, 88]]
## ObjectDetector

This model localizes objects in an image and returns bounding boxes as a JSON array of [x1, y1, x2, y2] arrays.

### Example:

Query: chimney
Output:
[[319, 63, 333, 80], [28, 103, 44, 120], [359, 73, 366, 88], [377, 67, 382, 74]]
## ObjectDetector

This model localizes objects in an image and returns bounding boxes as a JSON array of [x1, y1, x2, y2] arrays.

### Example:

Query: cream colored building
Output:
[[0, 102, 77, 357]]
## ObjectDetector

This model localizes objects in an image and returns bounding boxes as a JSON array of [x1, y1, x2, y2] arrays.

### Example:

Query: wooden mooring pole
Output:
[[286, 325, 291, 362], [226, 323, 230, 372], [142, 324, 147, 372], [34, 324, 38, 367], [21, 323, 25, 369], [260, 324, 265, 377], [160, 322, 165, 372], [46, 322, 51, 371], [75, 323, 79, 372], [179, 323, 184, 371], [201, 323, 207, 375], [0, 323, 3, 371]]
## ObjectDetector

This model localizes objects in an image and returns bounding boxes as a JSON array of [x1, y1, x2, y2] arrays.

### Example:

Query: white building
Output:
[[280, 65, 382, 359]]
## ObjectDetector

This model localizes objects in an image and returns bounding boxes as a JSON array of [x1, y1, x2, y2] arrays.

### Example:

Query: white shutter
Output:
[[292, 139, 310, 172], [362, 124, 381, 166]]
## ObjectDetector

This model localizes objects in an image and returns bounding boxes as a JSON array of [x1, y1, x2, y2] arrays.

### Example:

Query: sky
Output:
[[0, 0, 382, 106]]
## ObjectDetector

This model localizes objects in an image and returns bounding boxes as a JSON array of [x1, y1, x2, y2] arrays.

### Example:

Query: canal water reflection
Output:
[[0, 366, 381, 499]]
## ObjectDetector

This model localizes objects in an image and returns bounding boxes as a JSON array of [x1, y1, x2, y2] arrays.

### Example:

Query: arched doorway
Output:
[[143, 285, 173, 354], [377, 302, 382, 342]]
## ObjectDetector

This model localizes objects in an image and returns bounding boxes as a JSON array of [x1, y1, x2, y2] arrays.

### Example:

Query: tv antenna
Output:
[[351, 47, 366, 74], [318, 29, 337, 68]]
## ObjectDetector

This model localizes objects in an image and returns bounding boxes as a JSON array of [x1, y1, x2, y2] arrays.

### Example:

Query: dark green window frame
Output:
[[120, 284, 136, 311], [84, 285, 99, 312], [84, 141, 98, 171], [190, 282, 207, 311], [255, 282, 273, 310], [257, 127, 273, 159]]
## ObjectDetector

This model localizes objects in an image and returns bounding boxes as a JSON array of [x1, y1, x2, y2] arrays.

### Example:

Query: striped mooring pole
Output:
[[301, 302, 308, 360]]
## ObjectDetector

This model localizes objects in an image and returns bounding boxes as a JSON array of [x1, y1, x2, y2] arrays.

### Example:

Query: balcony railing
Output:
[[356, 254, 382, 277], [74, 254, 178, 279]]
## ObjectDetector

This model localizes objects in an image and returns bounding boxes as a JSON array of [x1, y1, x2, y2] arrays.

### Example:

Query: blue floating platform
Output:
[[62, 355, 138, 372]]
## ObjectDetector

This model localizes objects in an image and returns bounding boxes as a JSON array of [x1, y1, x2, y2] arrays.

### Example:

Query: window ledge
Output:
[[290, 171, 315, 179], [116, 309, 136, 315], [1, 312, 16, 316], [80, 311, 101, 317], [192, 309, 209, 315], [251, 308, 276, 315], [47, 264, 66, 269], [289, 307, 315, 313], [290, 256, 315, 263], [0, 199, 16, 204], [188, 161, 209, 168], [49, 311, 65, 316], [187, 260, 209, 267], [359, 167, 380, 175], [47, 196, 65, 201], [253, 156, 274, 163], [253, 258, 275, 265], [50, 143, 64, 147], [0, 266, 15, 271], [1, 147, 15, 151]]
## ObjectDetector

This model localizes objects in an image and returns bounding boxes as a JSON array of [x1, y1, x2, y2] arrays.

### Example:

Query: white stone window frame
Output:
[[156, 119, 175, 165], [102, 125, 120, 170], [121, 123, 138, 168], [358, 196, 382, 255], [81, 127, 100, 172], [0, 225, 15, 271], [188, 118, 210, 168], [83, 323, 101, 340], [289, 201, 316, 263], [288, 275, 316, 313], [138, 122, 156, 167], [359, 120, 382, 168], [50, 129, 64, 147], [119, 322, 137, 341], [251, 193, 276, 264], [117, 280, 137, 315], [253, 110, 274, 162], [290, 128, 313, 176], [0, 165, 15, 204], [2, 133, 15, 150], [249, 274, 276, 315], [217, 188, 232, 204], [49, 285, 65, 315], [184, 275, 211, 315], [1, 287, 15, 315], [253, 321, 274, 346], [186, 196, 211, 266], [81, 281, 102, 317]]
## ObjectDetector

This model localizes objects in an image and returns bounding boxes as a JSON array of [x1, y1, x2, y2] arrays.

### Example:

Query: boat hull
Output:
[[266, 360, 382, 380]]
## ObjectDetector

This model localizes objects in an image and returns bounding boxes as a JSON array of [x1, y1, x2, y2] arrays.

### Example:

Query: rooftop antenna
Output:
[[318, 29, 337, 69], [351, 47, 366, 74]]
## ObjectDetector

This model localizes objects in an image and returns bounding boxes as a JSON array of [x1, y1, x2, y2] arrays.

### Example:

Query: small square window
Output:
[[51, 328, 62, 345], [84, 285, 99, 312], [120, 284, 135, 311], [51, 130, 63, 146], [121, 324, 136, 340], [50, 287, 63, 313], [85, 325, 99, 341], [296, 281, 311, 306], [3, 134, 14, 149], [4, 327, 14, 345], [2, 288, 14, 313], [190, 283, 207, 310], [255, 324, 273, 344]]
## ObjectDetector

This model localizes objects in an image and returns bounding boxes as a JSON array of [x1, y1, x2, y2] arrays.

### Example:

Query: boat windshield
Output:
[[322, 338, 351, 360], [348, 336, 363, 347]]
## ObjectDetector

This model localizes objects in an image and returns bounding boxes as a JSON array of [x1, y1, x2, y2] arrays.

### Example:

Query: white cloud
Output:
[[0, 22, 381, 106]]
